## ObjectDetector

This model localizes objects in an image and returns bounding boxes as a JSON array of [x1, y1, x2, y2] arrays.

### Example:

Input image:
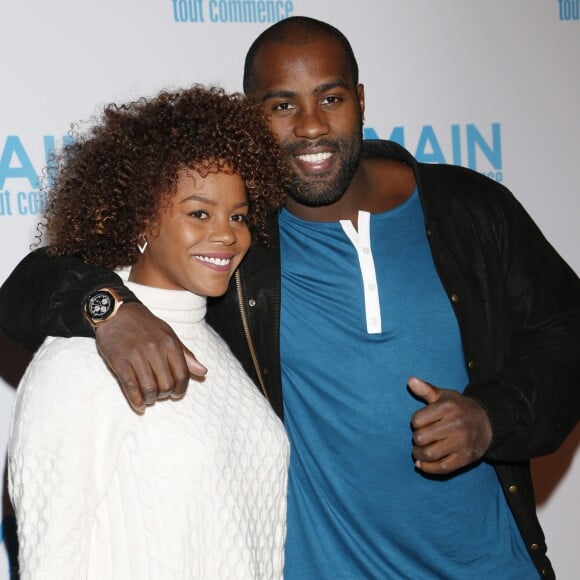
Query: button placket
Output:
[[340, 211, 382, 334]]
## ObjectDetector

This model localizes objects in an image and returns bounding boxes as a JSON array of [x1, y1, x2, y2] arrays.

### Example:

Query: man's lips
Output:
[[295, 151, 333, 164], [293, 150, 335, 172]]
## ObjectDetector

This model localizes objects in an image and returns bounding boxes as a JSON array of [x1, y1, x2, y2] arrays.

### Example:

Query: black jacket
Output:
[[1, 140, 579, 578]]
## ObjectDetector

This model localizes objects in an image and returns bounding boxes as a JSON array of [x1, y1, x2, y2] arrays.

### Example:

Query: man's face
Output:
[[247, 37, 365, 208]]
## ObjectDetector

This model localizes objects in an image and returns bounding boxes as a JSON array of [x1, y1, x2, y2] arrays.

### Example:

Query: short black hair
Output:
[[243, 16, 359, 94]]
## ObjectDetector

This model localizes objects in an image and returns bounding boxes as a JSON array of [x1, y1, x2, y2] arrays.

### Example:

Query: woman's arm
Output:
[[8, 341, 126, 578]]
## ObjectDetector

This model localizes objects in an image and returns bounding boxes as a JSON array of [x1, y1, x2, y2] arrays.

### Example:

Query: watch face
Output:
[[87, 291, 115, 320]]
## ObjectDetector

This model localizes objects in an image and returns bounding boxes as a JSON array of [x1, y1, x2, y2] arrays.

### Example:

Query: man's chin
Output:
[[287, 186, 344, 208]]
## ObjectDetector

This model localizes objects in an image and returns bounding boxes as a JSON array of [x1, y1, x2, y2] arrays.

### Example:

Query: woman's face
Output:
[[130, 167, 251, 297]]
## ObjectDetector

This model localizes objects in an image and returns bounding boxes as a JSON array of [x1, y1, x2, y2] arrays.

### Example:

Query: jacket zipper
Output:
[[235, 270, 269, 401]]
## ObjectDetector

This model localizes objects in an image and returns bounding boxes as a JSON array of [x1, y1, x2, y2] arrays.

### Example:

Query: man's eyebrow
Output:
[[261, 80, 350, 102], [261, 89, 296, 101], [313, 80, 350, 95]]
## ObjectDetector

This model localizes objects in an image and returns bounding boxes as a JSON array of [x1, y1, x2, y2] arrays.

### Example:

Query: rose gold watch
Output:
[[83, 287, 125, 330]]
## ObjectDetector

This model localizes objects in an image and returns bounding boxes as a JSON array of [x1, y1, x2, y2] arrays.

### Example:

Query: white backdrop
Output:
[[1, 1, 578, 578]]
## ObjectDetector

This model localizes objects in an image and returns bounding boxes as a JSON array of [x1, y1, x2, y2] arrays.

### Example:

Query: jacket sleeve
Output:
[[0, 247, 138, 352], [462, 187, 580, 462]]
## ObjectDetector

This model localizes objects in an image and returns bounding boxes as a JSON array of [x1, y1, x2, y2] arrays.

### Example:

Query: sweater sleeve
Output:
[[0, 248, 139, 352], [8, 339, 129, 579]]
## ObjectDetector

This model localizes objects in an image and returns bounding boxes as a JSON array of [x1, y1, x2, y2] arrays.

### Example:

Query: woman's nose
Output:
[[209, 218, 236, 245]]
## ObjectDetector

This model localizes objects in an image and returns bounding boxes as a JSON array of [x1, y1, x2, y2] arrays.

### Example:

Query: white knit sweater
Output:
[[8, 280, 289, 580]]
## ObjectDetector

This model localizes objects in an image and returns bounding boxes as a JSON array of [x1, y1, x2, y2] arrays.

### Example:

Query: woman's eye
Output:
[[231, 214, 249, 223], [189, 210, 209, 219]]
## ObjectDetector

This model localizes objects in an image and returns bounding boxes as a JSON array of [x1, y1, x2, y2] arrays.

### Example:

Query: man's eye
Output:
[[273, 102, 294, 112], [322, 95, 341, 106]]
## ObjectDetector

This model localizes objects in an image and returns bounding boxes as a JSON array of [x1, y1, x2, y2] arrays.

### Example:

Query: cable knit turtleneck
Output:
[[126, 279, 208, 328], [9, 279, 289, 580]]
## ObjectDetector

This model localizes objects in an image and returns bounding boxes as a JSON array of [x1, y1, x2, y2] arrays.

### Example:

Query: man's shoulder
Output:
[[362, 140, 509, 196], [419, 161, 498, 184], [417, 162, 513, 206]]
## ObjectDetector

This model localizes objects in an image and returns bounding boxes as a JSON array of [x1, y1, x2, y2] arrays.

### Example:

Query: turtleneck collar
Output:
[[116, 267, 206, 326]]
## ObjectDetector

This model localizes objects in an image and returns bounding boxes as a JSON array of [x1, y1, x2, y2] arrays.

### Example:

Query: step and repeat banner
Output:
[[1, 1, 579, 578]]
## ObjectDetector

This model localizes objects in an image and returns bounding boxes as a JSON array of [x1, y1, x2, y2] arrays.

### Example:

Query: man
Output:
[[1, 16, 579, 579]]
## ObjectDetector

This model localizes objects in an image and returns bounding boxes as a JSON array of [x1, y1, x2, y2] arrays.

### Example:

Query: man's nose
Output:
[[294, 106, 330, 139]]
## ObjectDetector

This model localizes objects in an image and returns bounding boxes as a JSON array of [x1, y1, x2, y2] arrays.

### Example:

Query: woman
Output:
[[8, 86, 290, 579]]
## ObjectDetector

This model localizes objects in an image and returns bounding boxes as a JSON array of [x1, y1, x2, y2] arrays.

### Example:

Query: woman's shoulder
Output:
[[24, 336, 106, 385], [14, 336, 126, 429]]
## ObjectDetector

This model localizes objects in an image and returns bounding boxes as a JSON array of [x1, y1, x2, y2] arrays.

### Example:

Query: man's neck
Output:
[[285, 158, 416, 228]]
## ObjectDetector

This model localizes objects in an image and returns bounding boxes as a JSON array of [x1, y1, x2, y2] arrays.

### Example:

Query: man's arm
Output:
[[94, 303, 206, 412], [408, 183, 580, 474], [463, 190, 580, 462], [0, 248, 206, 412], [0, 247, 132, 350]]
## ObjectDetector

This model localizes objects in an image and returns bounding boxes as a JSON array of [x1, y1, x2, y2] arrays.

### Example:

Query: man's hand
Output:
[[95, 302, 207, 413], [408, 376, 493, 475]]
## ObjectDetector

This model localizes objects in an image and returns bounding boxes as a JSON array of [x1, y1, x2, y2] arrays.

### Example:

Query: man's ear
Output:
[[357, 83, 365, 118]]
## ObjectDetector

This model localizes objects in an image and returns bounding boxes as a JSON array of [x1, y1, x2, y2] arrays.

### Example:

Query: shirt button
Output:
[[248, 299, 256, 307], [368, 283, 376, 291], [362, 246, 370, 254], [508, 485, 518, 494], [467, 360, 474, 370], [530, 543, 539, 551], [450, 293, 459, 303]]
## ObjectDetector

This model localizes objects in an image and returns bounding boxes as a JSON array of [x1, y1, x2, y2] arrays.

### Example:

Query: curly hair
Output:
[[44, 85, 289, 269]]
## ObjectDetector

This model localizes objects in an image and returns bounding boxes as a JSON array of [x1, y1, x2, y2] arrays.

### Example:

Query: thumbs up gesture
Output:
[[407, 377, 493, 475]]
